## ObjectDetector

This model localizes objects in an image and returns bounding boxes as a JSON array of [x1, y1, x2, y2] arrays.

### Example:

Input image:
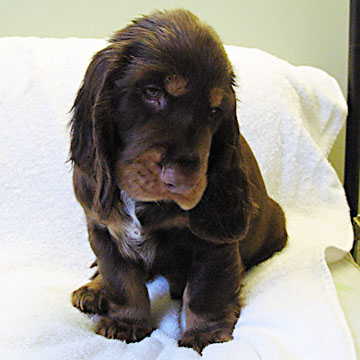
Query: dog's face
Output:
[[106, 12, 236, 210], [71, 10, 240, 218], [114, 71, 235, 210]]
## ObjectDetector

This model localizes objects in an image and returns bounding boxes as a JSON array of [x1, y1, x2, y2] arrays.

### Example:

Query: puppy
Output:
[[70, 9, 287, 353]]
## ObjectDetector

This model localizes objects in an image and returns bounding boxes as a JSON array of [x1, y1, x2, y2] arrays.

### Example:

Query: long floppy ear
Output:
[[70, 47, 121, 219], [189, 96, 259, 243]]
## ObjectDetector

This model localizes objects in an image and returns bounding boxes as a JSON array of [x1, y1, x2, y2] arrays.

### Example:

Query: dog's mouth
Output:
[[115, 147, 208, 210]]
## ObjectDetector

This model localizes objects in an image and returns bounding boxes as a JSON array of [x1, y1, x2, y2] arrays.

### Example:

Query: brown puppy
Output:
[[70, 9, 287, 353]]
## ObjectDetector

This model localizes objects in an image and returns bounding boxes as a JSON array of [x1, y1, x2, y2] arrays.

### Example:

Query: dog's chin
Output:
[[170, 175, 207, 210]]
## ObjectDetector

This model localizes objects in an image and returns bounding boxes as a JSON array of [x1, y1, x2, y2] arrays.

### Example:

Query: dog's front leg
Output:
[[86, 219, 152, 342], [179, 241, 243, 354]]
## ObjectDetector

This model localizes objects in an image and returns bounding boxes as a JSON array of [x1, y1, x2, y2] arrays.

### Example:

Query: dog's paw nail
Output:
[[96, 318, 152, 342], [72, 285, 108, 315], [179, 330, 233, 354]]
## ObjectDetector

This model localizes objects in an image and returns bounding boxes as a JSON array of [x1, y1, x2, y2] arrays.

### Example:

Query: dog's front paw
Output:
[[179, 329, 233, 354], [96, 318, 153, 342], [72, 283, 108, 315]]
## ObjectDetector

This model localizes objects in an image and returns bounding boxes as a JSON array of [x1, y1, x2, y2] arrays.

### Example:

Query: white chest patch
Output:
[[108, 191, 157, 268], [121, 190, 143, 241]]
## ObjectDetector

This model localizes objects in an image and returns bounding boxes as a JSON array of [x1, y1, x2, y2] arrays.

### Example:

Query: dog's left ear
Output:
[[189, 92, 259, 243]]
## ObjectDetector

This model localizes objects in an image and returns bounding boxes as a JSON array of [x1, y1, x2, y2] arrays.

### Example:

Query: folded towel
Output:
[[0, 37, 356, 360]]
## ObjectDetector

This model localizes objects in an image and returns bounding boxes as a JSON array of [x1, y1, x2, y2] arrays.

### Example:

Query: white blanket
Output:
[[0, 37, 356, 360]]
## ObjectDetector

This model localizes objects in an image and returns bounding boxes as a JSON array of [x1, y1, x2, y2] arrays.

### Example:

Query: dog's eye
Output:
[[210, 107, 222, 117], [143, 86, 163, 101]]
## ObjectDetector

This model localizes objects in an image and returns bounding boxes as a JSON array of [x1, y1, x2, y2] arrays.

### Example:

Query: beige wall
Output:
[[0, 0, 349, 180]]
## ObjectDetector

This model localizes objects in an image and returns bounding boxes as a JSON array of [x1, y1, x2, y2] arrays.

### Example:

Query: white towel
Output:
[[0, 37, 356, 360]]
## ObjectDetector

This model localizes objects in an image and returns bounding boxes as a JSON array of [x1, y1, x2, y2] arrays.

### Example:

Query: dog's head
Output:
[[70, 9, 252, 238]]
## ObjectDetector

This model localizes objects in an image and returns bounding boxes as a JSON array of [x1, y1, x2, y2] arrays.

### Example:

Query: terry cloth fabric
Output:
[[0, 37, 356, 360]]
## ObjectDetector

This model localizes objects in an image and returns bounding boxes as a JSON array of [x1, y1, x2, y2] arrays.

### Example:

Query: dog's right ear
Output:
[[69, 45, 125, 219]]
